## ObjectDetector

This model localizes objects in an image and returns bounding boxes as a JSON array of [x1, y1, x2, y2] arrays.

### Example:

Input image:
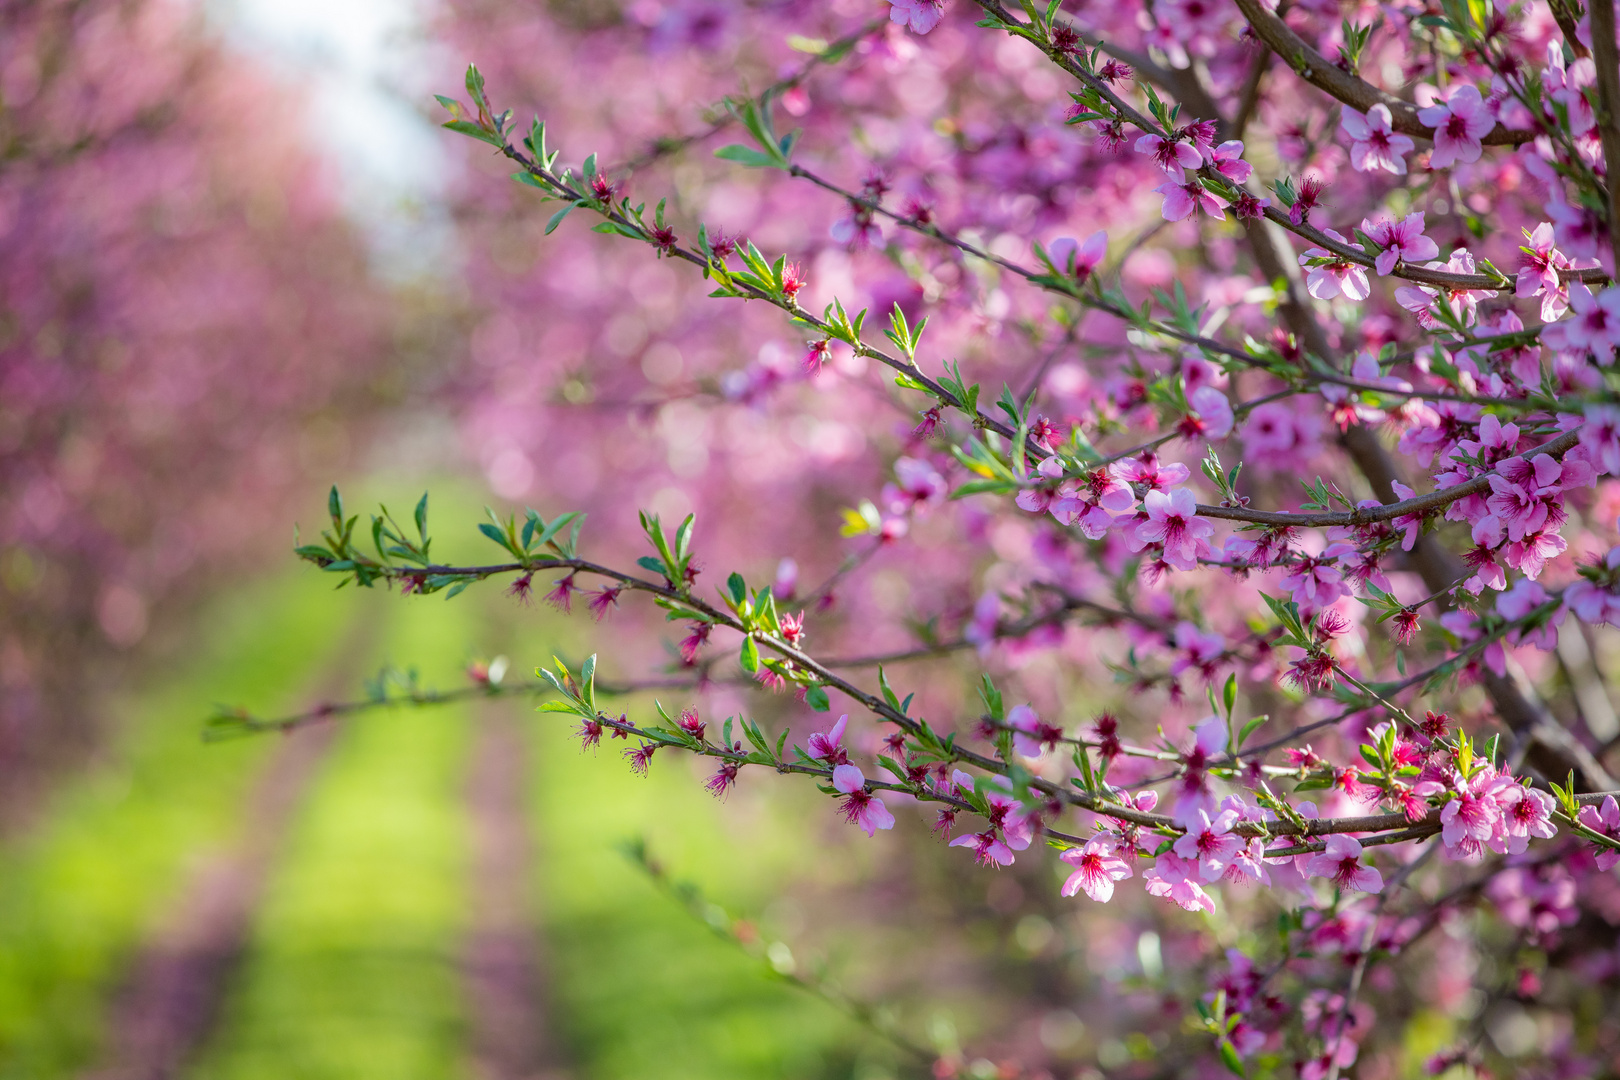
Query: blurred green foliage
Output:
[[0, 483, 883, 1078]]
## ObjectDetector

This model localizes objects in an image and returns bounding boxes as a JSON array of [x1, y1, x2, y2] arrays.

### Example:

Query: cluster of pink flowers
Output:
[[424, 0, 1620, 1071]]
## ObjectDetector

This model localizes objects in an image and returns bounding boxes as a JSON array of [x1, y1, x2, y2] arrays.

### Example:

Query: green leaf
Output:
[[580, 654, 597, 711], [726, 572, 748, 608], [675, 514, 695, 561], [740, 636, 760, 673], [478, 522, 512, 552], [742, 719, 772, 757], [538, 700, 581, 715], [545, 202, 582, 235], [1236, 715, 1268, 748], [978, 674, 1004, 721], [805, 685, 830, 712], [1217, 1039, 1247, 1078], [1222, 674, 1237, 716], [592, 221, 643, 239], [714, 144, 781, 168], [414, 493, 429, 542], [878, 665, 902, 711], [442, 119, 504, 147]]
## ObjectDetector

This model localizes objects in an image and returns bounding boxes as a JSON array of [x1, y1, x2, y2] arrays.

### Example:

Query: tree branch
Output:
[[1229, 0, 1531, 147]]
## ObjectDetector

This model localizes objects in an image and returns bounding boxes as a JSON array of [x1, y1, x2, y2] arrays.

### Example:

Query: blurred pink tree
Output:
[[0, 0, 390, 805]]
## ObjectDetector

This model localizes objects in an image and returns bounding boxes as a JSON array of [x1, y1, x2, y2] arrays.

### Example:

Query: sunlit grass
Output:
[[509, 612, 896, 1080], [0, 473, 908, 1080], [187, 594, 476, 1080], [0, 572, 361, 1078]]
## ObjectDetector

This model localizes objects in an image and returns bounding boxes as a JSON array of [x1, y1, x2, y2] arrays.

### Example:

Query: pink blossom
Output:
[[1060, 835, 1134, 901], [887, 0, 944, 34], [1172, 807, 1244, 881], [1566, 547, 1620, 624], [1130, 487, 1215, 571], [1155, 180, 1229, 222], [1240, 401, 1323, 470], [1300, 1039, 1359, 1080], [1581, 405, 1620, 475], [1360, 212, 1439, 277], [883, 457, 948, 514], [1547, 53, 1597, 136], [1493, 785, 1556, 854], [1135, 133, 1203, 180], [1542, 283, 1620, 357], [1518, 222, 1579, 321], [1303, 834, 1383, 893], [1395, 248, 1489, 328], [1416, 83, 1494, 169], [1047, 231, 1108, 280], [1485, 456, 1560, 541], [1280, 544, 1351, 611], [1143, 852, 1217, 912], [1050, 466, 1136, 538], [1497, 577, 1564, 651], [1180, 385, 1234, 440], [1288, 174, 1325, 226], [950, 829, 1015, 867], [1155, 0, 1232, 50], [1209, 140, 1252, 182], [1008, 703, 1063, 757], [1440, 781, 1501, 855], [1299, 230, 1370, 301], [1111, 453, 1190, 493], [984, 785, 1037, 851], [1503, 528, 1567, 581], [1016, 457, 1064, 516], [808, 714, 850, 764], [1340, 104, 1415, 174], [1169, 621, 1225, 680], [1576, 795, 1620, 870], [832, 764, 895, 837], [1547, 185, 1608, 261]]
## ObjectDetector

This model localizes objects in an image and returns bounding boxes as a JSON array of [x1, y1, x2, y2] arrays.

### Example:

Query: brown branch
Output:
[[972, 1, 1606, 293], [1229, 0, 1530, 147], [1589, 0, 1620, 270], [1192, 426, 1583, 527]]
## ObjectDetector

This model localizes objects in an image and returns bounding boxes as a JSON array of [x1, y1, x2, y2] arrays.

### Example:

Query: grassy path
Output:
[[0, 538, 888, 1079], [184, 598, 477, 1080], [0, 574, 362, 1079], [461, 710, 563, 1079]]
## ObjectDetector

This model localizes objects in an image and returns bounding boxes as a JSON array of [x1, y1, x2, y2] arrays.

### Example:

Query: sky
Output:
[[210, 0, 458, 277]]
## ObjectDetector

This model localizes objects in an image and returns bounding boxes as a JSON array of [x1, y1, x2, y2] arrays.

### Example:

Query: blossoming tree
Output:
[[0, 0, 388, 806], [233, 0, 1620, 1073]]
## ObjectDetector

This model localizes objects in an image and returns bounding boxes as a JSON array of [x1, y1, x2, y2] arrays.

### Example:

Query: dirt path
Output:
[[462, 711, 570, 1080], [81, 720, 336, 1080]]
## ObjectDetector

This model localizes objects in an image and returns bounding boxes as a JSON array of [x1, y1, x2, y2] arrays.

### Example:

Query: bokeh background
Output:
[[10, 0, 1603, 1077], [0, 1, 1089, 1077]]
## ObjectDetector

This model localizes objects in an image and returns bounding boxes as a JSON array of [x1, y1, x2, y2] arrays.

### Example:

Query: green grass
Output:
[[0, 470, 905, 1080], [524, 716, 883, 1079], [186, 595, 478, 1080], [511, 613, 894, 1079], [0, 571, 362, 1078]]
